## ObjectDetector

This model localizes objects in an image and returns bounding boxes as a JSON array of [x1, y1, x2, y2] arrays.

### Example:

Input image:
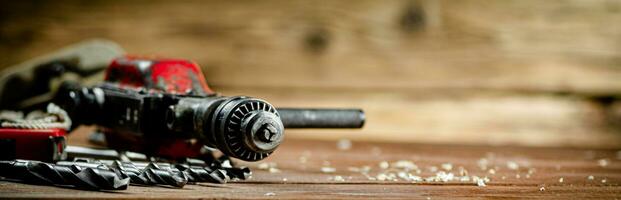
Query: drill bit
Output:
[[58, 160, 188, 188], [0, 160, 128, 190], [173, 164, 226, 183], [130, 162, 227, 184]]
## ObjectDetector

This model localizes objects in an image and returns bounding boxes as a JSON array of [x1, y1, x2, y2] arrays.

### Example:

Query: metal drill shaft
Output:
[[277, 108, 365, 128], [0, 160, 128, 190]]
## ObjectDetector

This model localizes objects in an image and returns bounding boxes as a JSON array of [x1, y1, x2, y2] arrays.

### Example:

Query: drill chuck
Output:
[[203, 96, 284, 161]]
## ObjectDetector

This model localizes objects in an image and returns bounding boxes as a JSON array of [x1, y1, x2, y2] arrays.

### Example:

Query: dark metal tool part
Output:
[[277, 108, 365, 128], [132, 162, 229, 184], [116, 162, 187, 188], [63, 145, 247, 184], [57, 161, 188, 188], [173, 164, 226, 183], [0, 160, 128, 190], [65, 145, 148, 161]]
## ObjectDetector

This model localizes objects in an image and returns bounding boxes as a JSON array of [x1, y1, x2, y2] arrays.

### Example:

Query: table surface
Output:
[[1, 138, 620, 199]]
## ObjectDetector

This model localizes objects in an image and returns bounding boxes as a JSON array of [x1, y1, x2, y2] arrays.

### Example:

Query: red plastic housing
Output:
[[105, 56, 213, 95], [0, 128, 66, 162]]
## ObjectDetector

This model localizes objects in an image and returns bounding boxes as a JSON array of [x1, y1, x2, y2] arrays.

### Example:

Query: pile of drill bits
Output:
[[0, 160, 129, 190], [0, 157, 251, 190]]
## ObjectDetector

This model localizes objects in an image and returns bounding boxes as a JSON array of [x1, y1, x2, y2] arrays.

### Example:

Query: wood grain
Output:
[[1, 138, 620, 199], [1, 0, 620, 94], [1, 0, 621, 147]]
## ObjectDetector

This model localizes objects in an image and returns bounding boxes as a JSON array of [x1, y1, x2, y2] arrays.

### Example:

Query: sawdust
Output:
[[598, 159, 609, 167], [337, 139, 352, 150], [257, 162, 280, 173], [321, 167, 336, 173], [506, 161, 519, 170]]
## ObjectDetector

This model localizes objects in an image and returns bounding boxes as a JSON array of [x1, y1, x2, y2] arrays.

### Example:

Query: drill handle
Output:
[[277, 108, 365, 128]]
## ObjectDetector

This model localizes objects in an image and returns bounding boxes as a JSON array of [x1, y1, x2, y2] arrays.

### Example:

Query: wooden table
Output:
[[1, 139, 620, 199]]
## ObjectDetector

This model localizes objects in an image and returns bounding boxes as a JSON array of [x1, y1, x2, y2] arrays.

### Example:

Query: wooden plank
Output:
[[0, 0, 620, 95], [1, 139, 620, 199]]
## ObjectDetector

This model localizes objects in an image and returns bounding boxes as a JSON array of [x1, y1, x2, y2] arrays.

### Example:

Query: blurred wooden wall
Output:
[[1, 0, 621, 148]]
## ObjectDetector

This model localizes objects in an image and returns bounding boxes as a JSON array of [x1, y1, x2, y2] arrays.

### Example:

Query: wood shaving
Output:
[[436, 171, 454, 182], [341, 158, 502, 187], [258, 162, 275, 169], [265, 192, 276, 196], [393, 160, 418, 170], [330, 175, 345, 182], [379, 161, 389, 169], [397, 172, 408, 180], [598, 159, 609, 167], [477, 158, 489, 170], [269, 168, 281, 173], [506, 161, 519, 170], [321, 166, 336, 173], [337, 139, 352, 150], [559, 177, 564, 183], [360, 166, 372, 173], [377, 173, 388, 181], [441, 163, 453, 171], [387, 173, 398, 181], [394, 171, 423, 182], [458, 167, 468, 176], [429, 166, 438, 173], [528, 168, 536, 174], [476, 178, 486, 187], [588, 175, 594, 180], [258, 162, 281, 173]]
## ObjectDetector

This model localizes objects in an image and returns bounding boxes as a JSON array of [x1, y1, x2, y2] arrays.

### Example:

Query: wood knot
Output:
[[304, 28, 330, 53], [399, 3, 426, 32]]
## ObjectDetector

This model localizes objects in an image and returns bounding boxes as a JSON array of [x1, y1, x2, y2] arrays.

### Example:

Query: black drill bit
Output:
[[0, 160, 128, 190], [138, 162, 187, 188], [130, 162, 227, 184], [58, 160, 188, 188], [173, 164, 226, 183]]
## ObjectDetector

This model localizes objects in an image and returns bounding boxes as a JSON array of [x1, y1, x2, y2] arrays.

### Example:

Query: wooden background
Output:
[[1, 0, 621, 148]]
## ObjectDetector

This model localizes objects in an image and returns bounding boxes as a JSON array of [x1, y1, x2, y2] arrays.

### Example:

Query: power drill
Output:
[[55, 56, 365, 161]]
